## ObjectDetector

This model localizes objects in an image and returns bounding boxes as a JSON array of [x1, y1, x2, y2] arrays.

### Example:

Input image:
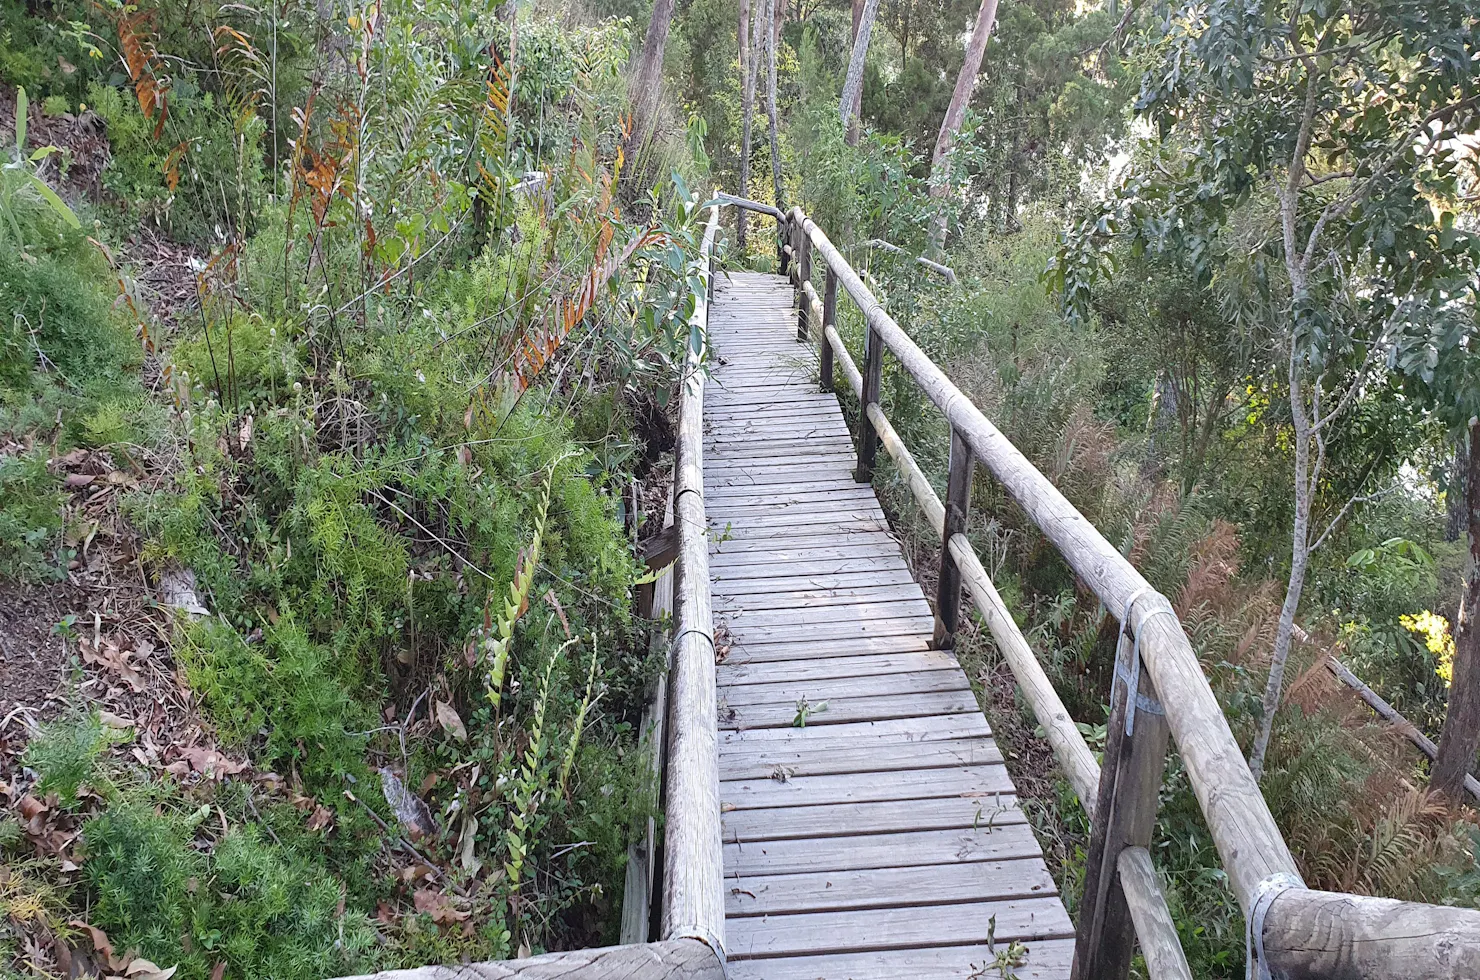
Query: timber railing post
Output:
[[820, 269, 837, 392], [1072, 596, 1173, 980], [778, 213, 791, 276], [795, 212, 812, 343], [932, 426, 973, 648], [855, 317, 883, 482]]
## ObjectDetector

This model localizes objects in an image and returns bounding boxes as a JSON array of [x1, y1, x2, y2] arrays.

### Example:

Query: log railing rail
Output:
[[659, 202, 726, 961], [779, 202, 1480, 980]]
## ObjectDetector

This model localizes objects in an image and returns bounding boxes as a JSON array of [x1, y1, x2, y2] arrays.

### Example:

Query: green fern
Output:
[[559, 637, 601, 797], [505, 644, 565, 893], [479, 467, 553, 708]]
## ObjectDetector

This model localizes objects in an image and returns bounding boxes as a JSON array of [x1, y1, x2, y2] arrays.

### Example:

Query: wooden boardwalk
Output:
[[706, 272, 1075, 980]]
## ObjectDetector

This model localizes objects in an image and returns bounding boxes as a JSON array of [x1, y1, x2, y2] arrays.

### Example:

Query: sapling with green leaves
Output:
[[2, 87, 81, 249], [1055, 0, 1480, 779]]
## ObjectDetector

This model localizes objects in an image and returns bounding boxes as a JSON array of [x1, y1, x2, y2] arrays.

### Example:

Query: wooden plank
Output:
[[718, 668, 968, 708], [721, 763, 1016, 810], [704, 479, 878, 501], [716, 735, 1001, 779], [715, 586, 930, 615], [723, 633, 932, 664], [708, 568, 917, 595], [704, 459, 860, 481], [727, 858, 1049, 917], [704, 402, 839, 419], [705, 469, 859, 489], [719, 602, 936, 633], [704, 433, 855, 452], [710, 543, 906, 566], [719, 649, 959, 685], [709, 512, 887, 534], [706, 491, 883, 515], [725, 823, 1045, 878], [340, 938, 725, 980], [708, 523, 896, 544], [721, 688, 980, 730], [722, 795, 1022, 843], [725, 897, 1076, 960], [719, 615, 936, 643], [712, 558, 912, 583], [719, 713, 990, 745], [698, 435, 852, 455], [725, 939, 1076, 980]]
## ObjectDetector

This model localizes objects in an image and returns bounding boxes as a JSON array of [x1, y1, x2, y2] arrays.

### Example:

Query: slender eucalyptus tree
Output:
[[927, 0, 1001, 249], [839, 0, 879, 146], [627, 0, 678, 157], [737, 0, 751, 250], [765, 0, 783, 208], [1054, 0, 1480, 782]]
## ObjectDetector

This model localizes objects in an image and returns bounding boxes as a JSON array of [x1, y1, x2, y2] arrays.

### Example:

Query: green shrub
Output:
[[177, 618, 372, 795], [88, 81, 266, 243], [23, 711, 117, 805], [0, 242, 134, 395], [81, 388, 169, 449], [209, 827, 376, 979], [84, 801, 376, 980], [0, 449, 64, 581], [84, 803, 202, 970], [170, 314, 300, 411]]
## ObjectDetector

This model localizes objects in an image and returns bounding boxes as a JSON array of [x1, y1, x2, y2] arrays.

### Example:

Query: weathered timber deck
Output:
[[707, 272, 1075, 979]]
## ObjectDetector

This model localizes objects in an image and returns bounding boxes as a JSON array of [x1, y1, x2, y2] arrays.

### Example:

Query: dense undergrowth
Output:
[[2, 1, 710, 976]]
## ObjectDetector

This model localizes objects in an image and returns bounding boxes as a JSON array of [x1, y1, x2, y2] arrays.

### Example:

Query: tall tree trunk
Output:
[[1449, 437, 1471, 543], [627, 0, 677, 159], [845, 0, 864, 144], [738, 0, 753, 250], [927, 0, 1001, 250], [1434, 420, 1480, 800], [901, 0, 912, 64], [839, 0, 879, 145], [766, 0, 783, 208], [1248, 358, 1315, 781]]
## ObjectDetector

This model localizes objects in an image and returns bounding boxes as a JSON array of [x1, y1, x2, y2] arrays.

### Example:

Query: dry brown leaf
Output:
[[67, 920, 127, 972], [81, 639, 146, 692], [434, 700, 467, 741], [412, 888, 469, 924], [306, 804, 335, 832], [123, 957, 178, 980], [178, 746, 247, 779]]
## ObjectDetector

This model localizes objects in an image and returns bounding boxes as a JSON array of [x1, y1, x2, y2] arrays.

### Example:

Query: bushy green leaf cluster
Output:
[[84, 802, 376, 980]]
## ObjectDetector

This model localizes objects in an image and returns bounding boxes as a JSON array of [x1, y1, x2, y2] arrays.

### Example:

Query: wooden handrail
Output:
[[778, 203, 1480, 979], [812, 292, 1191, 980], [660, 203, 726, 956], [337, 939, 724, 980], [794, 206, 1299, 909]]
